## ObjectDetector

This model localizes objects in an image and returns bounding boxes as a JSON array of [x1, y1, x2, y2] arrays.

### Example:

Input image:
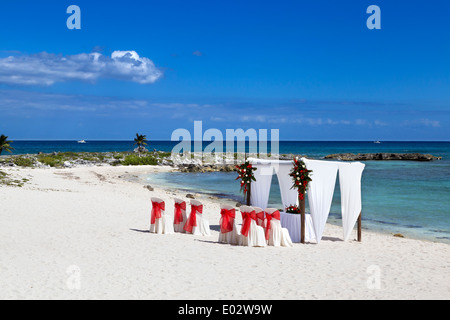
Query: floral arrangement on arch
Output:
[[235, 160, 257, 196], [289, 157, 313, 200]]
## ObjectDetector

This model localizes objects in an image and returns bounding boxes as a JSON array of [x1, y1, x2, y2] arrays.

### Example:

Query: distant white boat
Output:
[[77, 140, 86, 144], [374, 141, 381, 144]]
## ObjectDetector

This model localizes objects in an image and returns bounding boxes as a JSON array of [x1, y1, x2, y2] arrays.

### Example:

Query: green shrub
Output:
[[13, 157, 35, 167], [37, 155, 62, 167], [121, 154, 158, 166]]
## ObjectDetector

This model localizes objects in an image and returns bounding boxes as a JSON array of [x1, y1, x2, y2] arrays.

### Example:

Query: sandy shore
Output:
[[0, 165, 449, 300]]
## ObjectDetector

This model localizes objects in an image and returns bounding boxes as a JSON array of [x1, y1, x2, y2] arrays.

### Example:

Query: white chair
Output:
[[150, 197, 174, 234], [265, 208, 293, 247], [254, 206, 266, 229], [173, 198, 187, 233], [239, 206, 266, 247], [218, 204, 240, 245], [183, 200, 211, 236]]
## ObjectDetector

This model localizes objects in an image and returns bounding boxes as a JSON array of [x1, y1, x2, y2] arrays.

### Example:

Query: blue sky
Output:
[[0, 0, 448, 141]]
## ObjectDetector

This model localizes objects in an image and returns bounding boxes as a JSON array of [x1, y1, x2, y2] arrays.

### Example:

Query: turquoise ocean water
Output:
[[9, 140, 450, 243]]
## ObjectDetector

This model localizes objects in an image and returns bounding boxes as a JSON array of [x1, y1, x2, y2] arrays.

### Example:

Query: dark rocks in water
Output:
[[324, 153, 442, 161], [144, 185, 154, 191], [186, 193, 195, 199], [177, 164, 236, 173]]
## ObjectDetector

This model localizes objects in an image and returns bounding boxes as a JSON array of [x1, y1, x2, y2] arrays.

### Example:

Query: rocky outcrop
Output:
[[324, 153, 442, 161], [177, 163, 237, 173]]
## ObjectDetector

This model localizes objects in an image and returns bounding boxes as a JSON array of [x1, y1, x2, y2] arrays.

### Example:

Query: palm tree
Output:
[[133, 133, 148, 156], [0, 135, 14, 156]]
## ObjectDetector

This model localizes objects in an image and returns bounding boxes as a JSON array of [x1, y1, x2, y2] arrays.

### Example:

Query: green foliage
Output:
[[0, 134, 14, 155], [37, 155, 63, 167], [134, 133, 148, 152], [121, 154, 158, 166], [13, 157, 35, 167], [0, 170, 27, 187]]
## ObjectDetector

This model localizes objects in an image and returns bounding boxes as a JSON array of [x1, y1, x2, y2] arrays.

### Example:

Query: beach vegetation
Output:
[[0, 134, 14, 156], [134, 133, 148, 156], [13, 157, 35, 167], [37, 155, 63, 167], [121, 154, 158, 166], [0, 170, 27, 187]]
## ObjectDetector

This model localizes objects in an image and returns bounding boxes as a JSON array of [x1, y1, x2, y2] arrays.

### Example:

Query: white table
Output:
[[280, 212, 316, 243]]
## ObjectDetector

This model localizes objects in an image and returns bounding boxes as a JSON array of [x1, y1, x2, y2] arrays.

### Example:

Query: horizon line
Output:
[[7, 139, 450, 142]]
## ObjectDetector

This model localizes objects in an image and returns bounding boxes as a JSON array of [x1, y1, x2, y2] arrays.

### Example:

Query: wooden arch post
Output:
[[358, 212, 362, 242], [246, 182, 251, 206], [299, 194, 305, 244]]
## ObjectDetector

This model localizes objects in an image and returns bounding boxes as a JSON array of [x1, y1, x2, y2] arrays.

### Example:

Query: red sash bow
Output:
[[256, 211, 265, 227], [151, 201, 165, 225], [183, 204, 203, 233], [220, 208, 236, 233], [264, 210, 281, 240], [240, 210, 257, 237], [174, 201, 186, 225]]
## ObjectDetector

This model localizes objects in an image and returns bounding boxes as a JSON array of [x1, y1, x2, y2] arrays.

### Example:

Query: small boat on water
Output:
[[77, 140, 86, 144], [374, 141, 381, 144]]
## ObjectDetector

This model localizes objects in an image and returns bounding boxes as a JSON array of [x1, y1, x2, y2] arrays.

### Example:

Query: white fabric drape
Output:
[[338, 162, 365, 241], [250, 164, 274, 210], [248, 157, 364, 244], [303, 158, 339, 243], [280, 212, 316, 243], [276, 164, 299, 210]]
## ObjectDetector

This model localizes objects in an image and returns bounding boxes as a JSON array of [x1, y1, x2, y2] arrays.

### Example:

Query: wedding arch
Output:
[[245, 157, 365, 244]]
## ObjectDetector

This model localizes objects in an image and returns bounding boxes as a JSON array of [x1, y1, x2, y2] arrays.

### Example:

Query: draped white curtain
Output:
[[276, 164, 299, 210], [250, 164, 274, 210], [338, 162, 365, 241], [302, 158, 339, 243]]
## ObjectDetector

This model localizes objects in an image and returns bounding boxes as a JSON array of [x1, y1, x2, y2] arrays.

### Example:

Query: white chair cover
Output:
[[338, 162, 365, 241], [265, 208, 293, 247], [239, 206, 266, 247], [150, 197, 174, 234], [218, 204, 240, 245], [173, 198, 188, 233], [302, 158, 339, 243], [183, 199, 211, 236]]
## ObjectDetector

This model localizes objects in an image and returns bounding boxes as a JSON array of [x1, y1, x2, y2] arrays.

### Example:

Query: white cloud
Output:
[[402, 119, 440, 128], [0, 50, 163, 86]]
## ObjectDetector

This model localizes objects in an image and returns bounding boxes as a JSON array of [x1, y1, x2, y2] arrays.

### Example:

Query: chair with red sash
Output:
[[254, 206, 266, 229], [218, 204, 240, 245], [173, 198, 187, 233], [150, 197, 174, 234], [264, 208, 293, 247], [239, 205, 266, 247], [183, 200, 211, 236]]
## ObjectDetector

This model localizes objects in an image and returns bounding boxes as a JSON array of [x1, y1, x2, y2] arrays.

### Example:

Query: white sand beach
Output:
[[0, 165, 449, 300]]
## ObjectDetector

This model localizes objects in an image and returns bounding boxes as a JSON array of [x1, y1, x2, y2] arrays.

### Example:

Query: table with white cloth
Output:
[[280, 212, 316, 243]]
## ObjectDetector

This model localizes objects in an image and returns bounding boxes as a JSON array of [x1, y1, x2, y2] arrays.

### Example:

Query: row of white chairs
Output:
[[150, 197, 211, 236], [150, 198, 293, 247], [219, 205, 293, 247]]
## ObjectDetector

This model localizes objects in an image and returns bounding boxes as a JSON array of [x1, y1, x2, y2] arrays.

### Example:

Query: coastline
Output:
[[0, 165, 449, 299]]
